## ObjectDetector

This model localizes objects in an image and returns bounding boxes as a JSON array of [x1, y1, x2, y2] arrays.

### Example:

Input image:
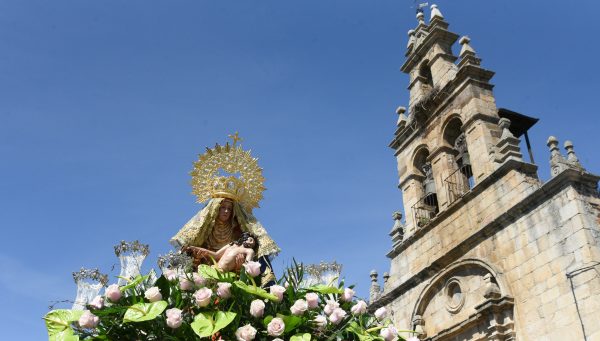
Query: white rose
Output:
[[235, 324, 257, 341], [375, 307, 387, 320], [328, 307, 347, 325], [323, 300, 339, 315], [267, 317, 285, 337], [249, 299, 265, 318], [144, 287, 162, 302], [290, 299, 308, 316], [350, 300, 367, 315]]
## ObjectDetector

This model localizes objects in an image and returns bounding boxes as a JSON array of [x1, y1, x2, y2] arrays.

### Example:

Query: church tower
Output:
[[370, 5, 600, 340]]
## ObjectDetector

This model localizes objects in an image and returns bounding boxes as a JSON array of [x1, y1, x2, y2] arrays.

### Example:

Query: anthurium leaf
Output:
[[276, 314, 302, 333], [234, 281, 278, 301], [213, 311, 237, 334], [306, 284, 343, 294], [123, 301, 168, 323], [119, 274, 148, 291], [191, 313, 214, 338], [43, 309, 84, 340], [198, 264, 236, 282], [290, 333, 311, 341], [49, 328, 80, 341]]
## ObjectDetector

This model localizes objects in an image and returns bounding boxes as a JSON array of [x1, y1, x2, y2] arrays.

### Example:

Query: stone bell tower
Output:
[[369, 5, 600, 341]]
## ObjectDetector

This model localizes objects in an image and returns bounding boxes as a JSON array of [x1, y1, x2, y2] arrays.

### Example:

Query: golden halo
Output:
[[190, 137, 266, 211]]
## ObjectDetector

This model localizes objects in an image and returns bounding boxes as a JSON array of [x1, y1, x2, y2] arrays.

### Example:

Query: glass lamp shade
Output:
[[302, 261, 343, 287], [71, 268, 108, 310], [114, 240, 150, 286]]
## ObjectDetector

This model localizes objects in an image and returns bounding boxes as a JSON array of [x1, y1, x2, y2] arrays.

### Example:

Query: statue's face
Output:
[[218, 200, 233, 222], [243, 237, 255, 249]]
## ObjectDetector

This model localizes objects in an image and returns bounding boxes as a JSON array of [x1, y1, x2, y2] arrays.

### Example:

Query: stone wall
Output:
[[375, 169, 600, 340]]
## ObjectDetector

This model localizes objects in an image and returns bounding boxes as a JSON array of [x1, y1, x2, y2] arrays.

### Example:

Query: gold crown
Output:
[[190, 133, 265, 211]]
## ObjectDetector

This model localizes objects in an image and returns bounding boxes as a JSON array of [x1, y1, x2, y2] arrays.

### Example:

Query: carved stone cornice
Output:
[[398, 173, 426, 190]]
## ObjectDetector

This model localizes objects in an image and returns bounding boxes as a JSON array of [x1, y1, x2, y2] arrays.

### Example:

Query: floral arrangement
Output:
[[44, 260, 415, 341]]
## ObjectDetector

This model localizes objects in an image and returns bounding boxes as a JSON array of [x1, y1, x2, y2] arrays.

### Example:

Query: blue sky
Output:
[[1, 1, 599, 338]]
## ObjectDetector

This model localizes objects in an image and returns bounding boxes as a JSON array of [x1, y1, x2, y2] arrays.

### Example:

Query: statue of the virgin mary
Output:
[[170, 133, 280, 286]]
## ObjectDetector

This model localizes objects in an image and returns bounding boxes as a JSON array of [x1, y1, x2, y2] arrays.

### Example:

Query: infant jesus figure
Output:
[[183, 232, 259, 273]]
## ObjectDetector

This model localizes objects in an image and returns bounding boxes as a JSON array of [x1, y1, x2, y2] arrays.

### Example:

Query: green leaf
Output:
[[155, 275, 171, 301], [263, 315, 274, 328], [119, 274, 148, 291], [306, 284, 343, 294], [277, 314, 302, 333], [43, 309, 84, 341], [123, 301, 168, 323], [191, 313, 214, 338], [290, 333, 311, 341], [234, 281, 278, 301], [197, 264, 236, 282], [213, 311, 237, 334]]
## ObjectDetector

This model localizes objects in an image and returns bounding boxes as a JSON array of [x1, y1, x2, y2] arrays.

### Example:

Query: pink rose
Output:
[[269, 285, 286, 302], [314, 315, 327, 330], [193, 273, 206, 286], [179, 276, 194, 291], [164, 269, 178, 281], [341, 287, 355, 302], [105, 284, 121, 302], [305, 292, 319, 309], [323, 300, 339, 315], [194, 287, 213, 307], [249, 299, 265, 318], [375, 307, 387, 320], [144, 287, 162, 302], [217, 282, 232, 299], [290, 299, 308, 316], [235, 324, 257, 341], [351, 300, 367, 315], [89, 296, 104, 309], [380, 325, 398, 341], [267, 317, 285, 337], [328, 307, 347, 325], [244, 261, 262, 277], [78, 310, 99, 329], [166, 308, 183, 329]]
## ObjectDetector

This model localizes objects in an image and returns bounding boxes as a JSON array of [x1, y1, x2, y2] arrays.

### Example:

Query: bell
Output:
[[423, 177, 437, 195]]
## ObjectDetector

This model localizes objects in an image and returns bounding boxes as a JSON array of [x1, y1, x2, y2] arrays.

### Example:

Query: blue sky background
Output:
[[1, 1, 599, 338]]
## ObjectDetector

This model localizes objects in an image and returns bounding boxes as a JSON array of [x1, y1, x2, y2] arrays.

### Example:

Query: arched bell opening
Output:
[[412, 148, 439, 227], [419, 60, 434, 88], [443, 117, 474, 204]]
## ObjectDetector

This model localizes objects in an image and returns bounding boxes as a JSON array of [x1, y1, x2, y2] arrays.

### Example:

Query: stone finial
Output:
[[430, 4, 444, 20], [483, 273, 501, 299], [370, 269, 378, 282], [457, 36, 482, 67], [564, 140, 582, 166], [459, 36, 476, 56], [383, 272, 390, 283], [396, 106, 408, 127], [407, 30, 416, 50], [369, 270, 381, 304], [547, 136, 561, 156], [494, 118, 523, 164], [416, 11, 425, 25], [499, 118, 515, 140], [390, 211, 405, 251], [547, 136, 572, 177]]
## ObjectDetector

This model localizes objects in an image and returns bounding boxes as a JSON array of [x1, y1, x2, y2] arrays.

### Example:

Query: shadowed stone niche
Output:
[[412, 259, 515, 341]]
